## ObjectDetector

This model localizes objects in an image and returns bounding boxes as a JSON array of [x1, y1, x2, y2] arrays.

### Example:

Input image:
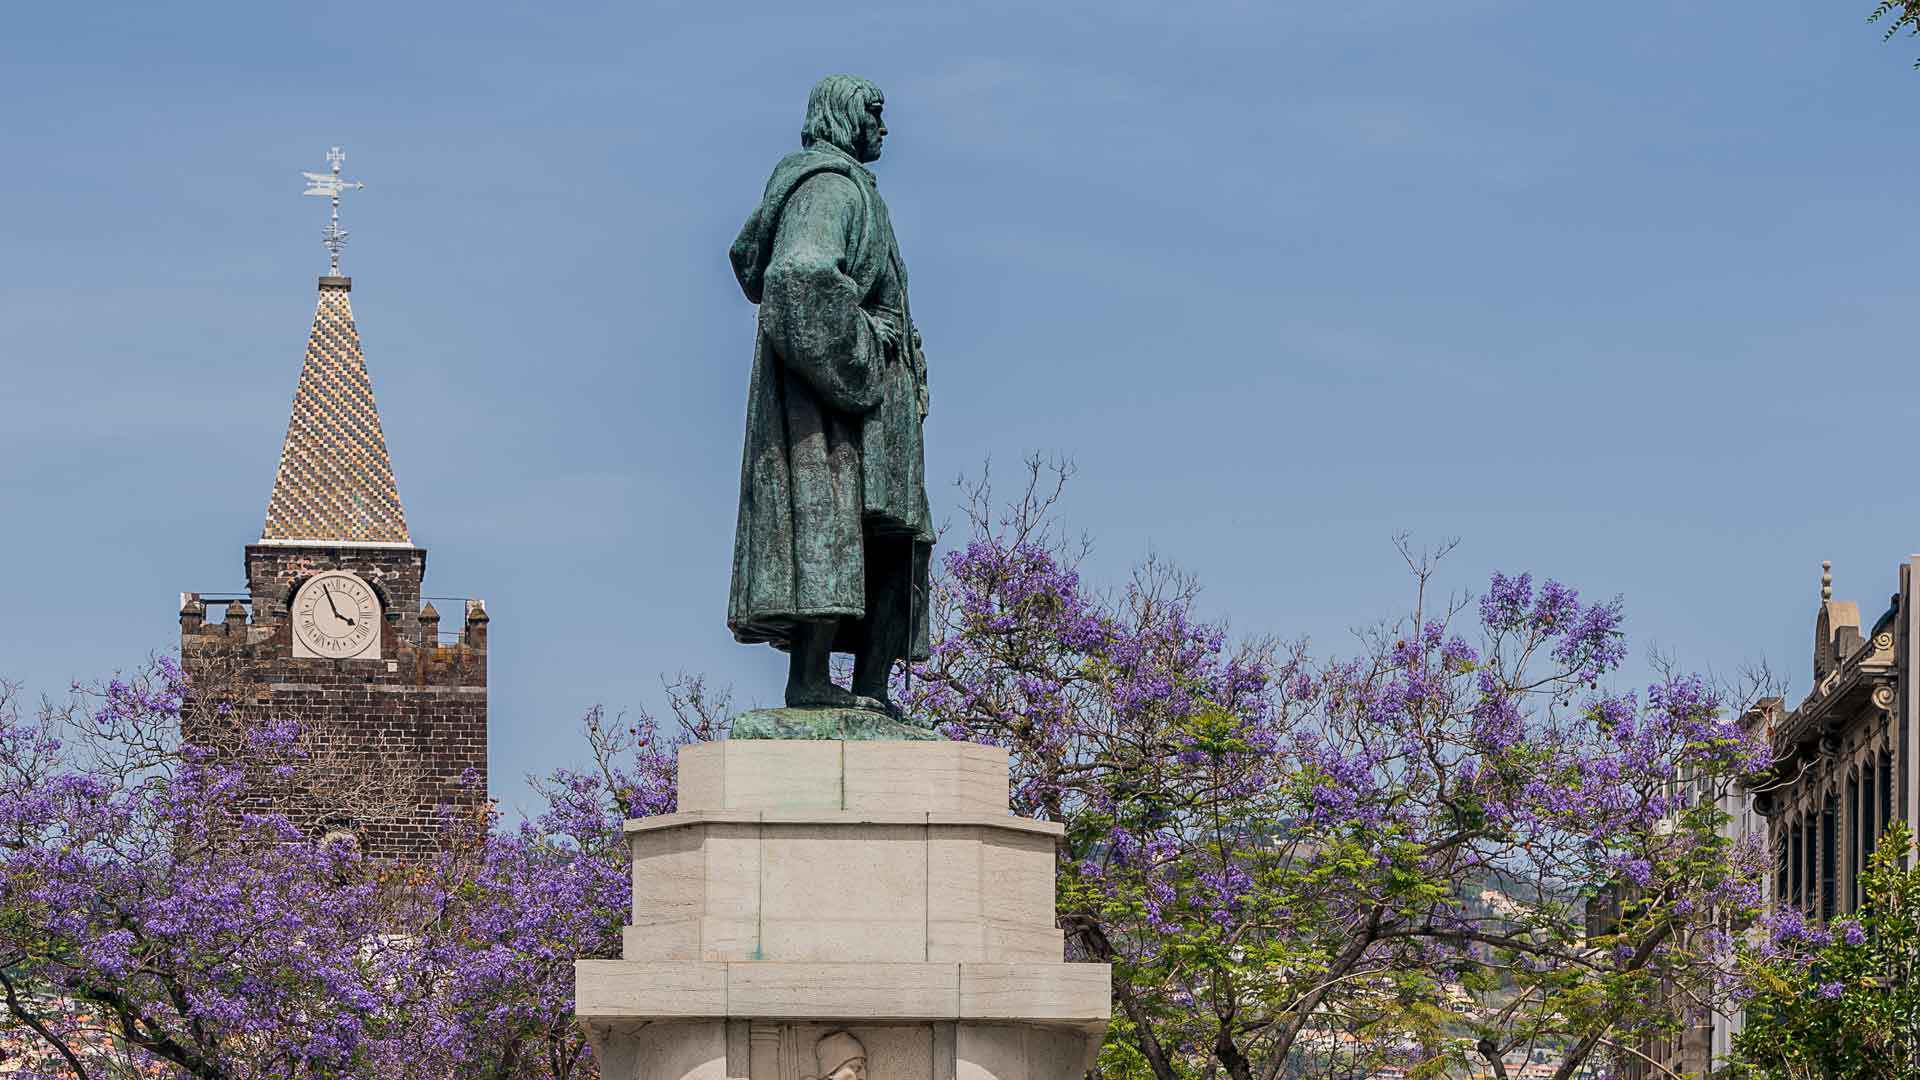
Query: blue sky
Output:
[[3, 1, 1917, 817]]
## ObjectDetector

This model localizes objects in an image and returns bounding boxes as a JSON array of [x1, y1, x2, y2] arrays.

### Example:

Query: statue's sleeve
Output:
[[761, 174, 884, 415]]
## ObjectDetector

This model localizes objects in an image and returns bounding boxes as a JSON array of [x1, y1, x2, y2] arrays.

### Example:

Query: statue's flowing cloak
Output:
[[727, 145, 932, 658]]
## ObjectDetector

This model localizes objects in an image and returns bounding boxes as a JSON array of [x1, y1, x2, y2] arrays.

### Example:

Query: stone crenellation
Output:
[[180, 548, 488, 861]]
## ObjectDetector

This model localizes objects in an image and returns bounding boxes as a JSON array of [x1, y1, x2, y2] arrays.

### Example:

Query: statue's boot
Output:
[[788, 685, 864, 709], [851, 644, 904, 719], [848, 692, 901, 718], [785, 620, 859, 709]]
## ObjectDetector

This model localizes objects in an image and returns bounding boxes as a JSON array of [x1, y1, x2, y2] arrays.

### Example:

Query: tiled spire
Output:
[[261, 277, 410, 545]]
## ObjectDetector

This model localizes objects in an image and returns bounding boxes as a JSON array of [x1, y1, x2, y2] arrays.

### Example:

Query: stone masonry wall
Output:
[[179, 543, 487, 861], [244, 543, 428, 639]]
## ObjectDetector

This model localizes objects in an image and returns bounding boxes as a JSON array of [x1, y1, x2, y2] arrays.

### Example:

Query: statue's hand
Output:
[[866, 310, 900, 350], [911, 328, 928, 418]]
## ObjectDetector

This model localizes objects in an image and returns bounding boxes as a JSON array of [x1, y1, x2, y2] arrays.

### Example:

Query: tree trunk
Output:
[[1475, 1038, 1509, 1080], [1551, 918, 1675, 1080], [1065, 915, 1178, 1080], [1, 969, 92, 1080], [1261, 906, 1386, 1079], [1213, 1026, 1255, 1080]]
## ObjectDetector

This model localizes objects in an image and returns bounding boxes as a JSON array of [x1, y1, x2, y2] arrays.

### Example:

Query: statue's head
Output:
[[814, 1032, 868, 1080], [801, 74, 886, 163]]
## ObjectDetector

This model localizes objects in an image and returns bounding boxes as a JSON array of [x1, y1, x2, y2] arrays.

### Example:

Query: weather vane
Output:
[[302, 146, 365, 276]]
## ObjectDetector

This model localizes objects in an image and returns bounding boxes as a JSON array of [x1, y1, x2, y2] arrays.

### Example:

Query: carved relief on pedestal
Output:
[[813, 1031, 867, 1080], [747, 1024, 929, 1080]]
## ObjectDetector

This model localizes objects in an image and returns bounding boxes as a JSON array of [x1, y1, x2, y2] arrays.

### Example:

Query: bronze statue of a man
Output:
[[727, 74, 932, 715]]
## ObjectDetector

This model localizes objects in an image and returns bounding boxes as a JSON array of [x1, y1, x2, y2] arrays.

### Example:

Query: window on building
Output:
[[1849, 773, 1862, 912], [1805, 810, 1820, 916], [1864, 761, 1878, 867], [1776, 833, 1789, 904], [1821, 793, 1838, 922], [1790, 822, 1803, 909], [1881, 749, 1895, 850]]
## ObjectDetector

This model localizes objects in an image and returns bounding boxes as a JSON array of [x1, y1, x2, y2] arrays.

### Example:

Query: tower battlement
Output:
[[179, 591, 489, 689]]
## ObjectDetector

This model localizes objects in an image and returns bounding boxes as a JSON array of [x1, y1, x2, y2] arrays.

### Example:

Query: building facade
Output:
[[178, 272, 488, 860], [1617, 560, 1916, 1079], [1759, 560, 1905, 921]]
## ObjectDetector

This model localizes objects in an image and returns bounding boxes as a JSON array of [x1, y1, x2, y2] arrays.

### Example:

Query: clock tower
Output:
[[179, 152, 488, 859]]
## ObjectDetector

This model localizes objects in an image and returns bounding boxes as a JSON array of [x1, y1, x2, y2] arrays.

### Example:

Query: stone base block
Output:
[[677, 740, 1011, 814], [576, 960, 1109, 1030], [579, 1022, 1098, 1080], [584, 1020, 1099, 1080]]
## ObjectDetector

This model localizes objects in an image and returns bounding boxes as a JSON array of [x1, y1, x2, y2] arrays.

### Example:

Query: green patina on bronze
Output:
[[724, 74, 937, 737], [728, 707, 943, 742]]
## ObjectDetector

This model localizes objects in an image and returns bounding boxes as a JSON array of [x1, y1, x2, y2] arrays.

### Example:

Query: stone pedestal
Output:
[[576, 740, 1110, 1080]]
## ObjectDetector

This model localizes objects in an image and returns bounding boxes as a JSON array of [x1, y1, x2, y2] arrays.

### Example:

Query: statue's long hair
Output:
[[801, 74, 881, 155]]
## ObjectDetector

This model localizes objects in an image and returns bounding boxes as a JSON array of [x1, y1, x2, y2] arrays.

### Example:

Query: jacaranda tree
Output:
[[1, 468, 1771, 1080], [905, 463, 1770, 1080], [1726, 825, 1920, 1080], [0, 662, 715, 1080], [1871, 0, 1920, 66], [0, 662, 396, 1079]]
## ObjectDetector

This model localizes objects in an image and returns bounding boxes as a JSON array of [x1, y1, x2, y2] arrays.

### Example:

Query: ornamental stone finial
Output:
[[1822, 560, 1833, 602]]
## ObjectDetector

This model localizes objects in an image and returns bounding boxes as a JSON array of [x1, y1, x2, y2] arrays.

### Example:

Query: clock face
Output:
[[291, 571, 382, 659]]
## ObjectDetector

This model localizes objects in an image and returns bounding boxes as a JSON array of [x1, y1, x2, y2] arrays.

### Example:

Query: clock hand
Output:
[[322, 585, 356, 627]]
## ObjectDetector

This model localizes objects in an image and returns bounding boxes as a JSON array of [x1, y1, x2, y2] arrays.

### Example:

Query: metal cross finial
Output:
[[302, 146, 365, 276]]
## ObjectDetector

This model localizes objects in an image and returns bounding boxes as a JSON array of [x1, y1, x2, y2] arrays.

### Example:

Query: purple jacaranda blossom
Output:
[[1768, 907, 1811, 945], [1729, 823, 1920, 1072], [2, 473, 1774, 1080], [1480, 571, 1535, 632], [1439, 635, 1478, 671], [901, 473, 1766, 1080], [0, 658, 716, 1080]]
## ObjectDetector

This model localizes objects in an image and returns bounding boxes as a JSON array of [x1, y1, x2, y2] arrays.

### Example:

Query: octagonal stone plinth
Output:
[[622, 808, 1062, 964], [577, 740, 1109, 1080], [625, 740, 1061, 964]]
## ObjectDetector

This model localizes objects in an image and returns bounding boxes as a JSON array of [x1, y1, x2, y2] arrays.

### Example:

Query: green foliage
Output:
[[918, 479, 1769, 1080], [1727, 824, 1920, 1079], [1869, 1, 1920, 66]]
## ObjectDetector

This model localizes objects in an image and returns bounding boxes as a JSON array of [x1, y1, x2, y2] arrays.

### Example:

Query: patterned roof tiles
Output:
[[261, 279, 410, 544]]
